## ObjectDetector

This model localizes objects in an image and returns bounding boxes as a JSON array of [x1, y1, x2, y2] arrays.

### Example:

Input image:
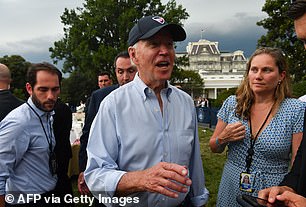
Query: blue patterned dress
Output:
[[217, 95, 305, 207]]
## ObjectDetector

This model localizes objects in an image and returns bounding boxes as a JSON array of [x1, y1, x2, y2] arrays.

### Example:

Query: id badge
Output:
[[49, 152, 58, 176], [239, 172, 254, 192]]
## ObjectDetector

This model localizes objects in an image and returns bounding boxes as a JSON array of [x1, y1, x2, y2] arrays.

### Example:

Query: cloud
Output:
[[0, 35, 64, 67], [0, 0, 267, 65], [0, 35, 59, 54], [0, 0, 83, 45], [175, 12, 267, 57]]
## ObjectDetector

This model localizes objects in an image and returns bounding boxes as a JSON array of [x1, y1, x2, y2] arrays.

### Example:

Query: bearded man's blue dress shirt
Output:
[[0, 98, 57, 203]]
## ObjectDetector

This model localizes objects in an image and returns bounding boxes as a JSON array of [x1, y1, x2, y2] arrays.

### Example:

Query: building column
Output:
[[214, 88, 217, 99]]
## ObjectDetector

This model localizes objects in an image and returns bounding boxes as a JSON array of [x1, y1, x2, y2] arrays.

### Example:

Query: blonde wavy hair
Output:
[[236, 47, 291, 120]]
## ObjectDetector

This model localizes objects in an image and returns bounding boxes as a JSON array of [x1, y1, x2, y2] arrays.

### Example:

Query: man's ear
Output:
[[128, 46, 138, 65], [25, 83, 33, 96]]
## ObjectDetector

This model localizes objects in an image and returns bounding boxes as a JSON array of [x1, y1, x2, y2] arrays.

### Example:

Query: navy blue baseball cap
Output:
[[128, 16, 186, 46]]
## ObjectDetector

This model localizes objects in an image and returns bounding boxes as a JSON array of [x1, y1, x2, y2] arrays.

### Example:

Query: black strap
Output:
[[26, 102, 53, 153], [246, 102, 274, 173]]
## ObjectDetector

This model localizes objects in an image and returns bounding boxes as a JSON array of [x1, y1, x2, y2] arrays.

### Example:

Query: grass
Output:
[[71, 126, 226, 207], [199, 127, 227, 207], [70, 177, 82, 206]]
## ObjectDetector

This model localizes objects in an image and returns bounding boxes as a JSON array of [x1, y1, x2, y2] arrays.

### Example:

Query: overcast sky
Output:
[[0, 0, 267, 67]]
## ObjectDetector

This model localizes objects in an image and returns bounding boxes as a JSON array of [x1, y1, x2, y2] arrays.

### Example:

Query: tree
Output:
[[292, 80, 306, 98], [60, 71, 94, 106], [257, 0, 306, 81], [211, 87, 237, 108], [0, 55, 30, 100], [49, 0, 189, 104], [171, 55, 203, 98]]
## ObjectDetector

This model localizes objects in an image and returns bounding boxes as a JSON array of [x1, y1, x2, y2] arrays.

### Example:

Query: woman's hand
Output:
[[218, 122, 246, 145], [210, 120, 246, 153]]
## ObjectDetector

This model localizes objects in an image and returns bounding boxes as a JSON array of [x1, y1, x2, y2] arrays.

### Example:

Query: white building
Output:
[[178, 39, 247, 99]]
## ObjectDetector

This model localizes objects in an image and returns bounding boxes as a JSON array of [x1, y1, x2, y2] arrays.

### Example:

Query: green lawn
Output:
[[71, 126, 226, 207], [199, 127, 227, 207]]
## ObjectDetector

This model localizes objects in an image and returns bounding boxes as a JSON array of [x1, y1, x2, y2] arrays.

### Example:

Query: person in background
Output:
[[0, 62, 62, 206], [84, 71, 113, 114], [85, 15, 209, 207], [98, 71, 112, 89], [78, 51, 137, 196], [259, 1, 306, 206], [209, 47, 305, 207], [201, 98, 209, 108], [196, 96, 203, 107], [0, 63, 23, 122]]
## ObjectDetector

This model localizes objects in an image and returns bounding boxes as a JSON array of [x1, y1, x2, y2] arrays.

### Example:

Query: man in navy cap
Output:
[[85, 16, 209, 207]]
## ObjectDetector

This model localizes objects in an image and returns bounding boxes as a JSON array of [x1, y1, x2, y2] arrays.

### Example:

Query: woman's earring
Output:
[[278, 80, 281, 85]]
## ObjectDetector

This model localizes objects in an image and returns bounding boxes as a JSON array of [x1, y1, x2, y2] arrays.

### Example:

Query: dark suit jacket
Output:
[[280, 109, 306, 197], [53, 99, 73, 203], [0, 90, 24, 121], [79, 84, 119, 172]]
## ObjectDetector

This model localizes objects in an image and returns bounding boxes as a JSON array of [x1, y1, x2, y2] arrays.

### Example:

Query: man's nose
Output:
[[123, 72, 130, 80], [159, 44, 170, 55], [47, 90, 57, 100]]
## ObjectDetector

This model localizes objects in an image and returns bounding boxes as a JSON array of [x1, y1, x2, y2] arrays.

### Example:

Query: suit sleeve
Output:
[[79, 86, 117, 172], [79, 93, 97, 172], [279, 109, 306, 191], [54, 102, 73, 176]]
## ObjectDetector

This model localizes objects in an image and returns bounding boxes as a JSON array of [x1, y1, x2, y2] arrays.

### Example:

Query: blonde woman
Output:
[[209, 47, 305, 206]]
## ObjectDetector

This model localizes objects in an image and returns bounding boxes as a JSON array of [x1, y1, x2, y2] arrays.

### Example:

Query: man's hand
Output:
[[276, 191, 306, 207], [258, 186, 294, 204], [140, 162, 191, 198], [78, 172, 90, 195], [116, 162, 191, 198]]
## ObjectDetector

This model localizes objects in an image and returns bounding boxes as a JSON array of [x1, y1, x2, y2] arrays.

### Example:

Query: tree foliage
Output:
[[49, 0, 191, 104], [0, 55, 30, 100], [292, 80, 306, 98], [257, 0, 306, 81], [60, 71, 94, 106], [171, 55, 203, 97], [211, 88, 237, 108]]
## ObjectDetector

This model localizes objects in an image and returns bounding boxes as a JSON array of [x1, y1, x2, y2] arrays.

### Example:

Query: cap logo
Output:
[[152, 16, 165, 24]]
